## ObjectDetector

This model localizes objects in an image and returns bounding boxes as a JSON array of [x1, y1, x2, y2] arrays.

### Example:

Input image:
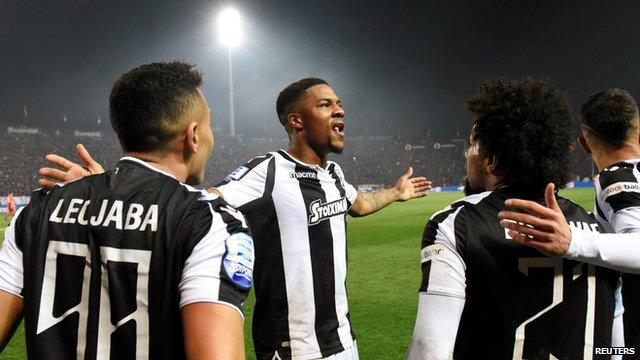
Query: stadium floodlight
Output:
[[217, 7, 242, 137], [217, 8, 242, 49]]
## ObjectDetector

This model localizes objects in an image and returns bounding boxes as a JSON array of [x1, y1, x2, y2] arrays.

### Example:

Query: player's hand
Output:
[[38, 144, 105, 188], [393, 167, 432, 202], [497, 183, 572, 257]]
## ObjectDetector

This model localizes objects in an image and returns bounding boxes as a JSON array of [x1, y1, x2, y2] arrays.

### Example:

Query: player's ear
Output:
[[578, 135, 591, 154], [485, 155, 498, 174], [287, 112, 304, 132], [184, 121, 199, 154]]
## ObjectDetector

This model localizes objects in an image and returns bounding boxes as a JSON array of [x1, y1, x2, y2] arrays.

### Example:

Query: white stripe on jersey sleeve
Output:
[[178, 203, 243, 319], [217, 158, 270, 209], [0, 207, 26, 297], [421, 206, 466, 299]]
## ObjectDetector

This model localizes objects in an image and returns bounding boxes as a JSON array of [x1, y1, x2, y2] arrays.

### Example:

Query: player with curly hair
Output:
[[407, 77, 620, 359], [499, 88, 640, 356]]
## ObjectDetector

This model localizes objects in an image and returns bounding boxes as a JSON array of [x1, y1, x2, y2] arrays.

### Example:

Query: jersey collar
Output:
[[278, 150, 331, 171], [119, 156, 178, 180]]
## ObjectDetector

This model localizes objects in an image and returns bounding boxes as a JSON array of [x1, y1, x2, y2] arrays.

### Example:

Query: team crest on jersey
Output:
[[223, 232, 254, 289], [225, 166, 250, 182], [308, 197, 348, 225]]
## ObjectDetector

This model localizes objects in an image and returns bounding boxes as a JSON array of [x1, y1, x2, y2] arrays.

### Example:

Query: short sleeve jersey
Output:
[[0, 157, 253, 360], [216, 150, 358, 360], [419, 187, 619, 360]]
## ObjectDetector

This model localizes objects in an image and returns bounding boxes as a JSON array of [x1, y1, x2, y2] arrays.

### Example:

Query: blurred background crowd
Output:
[[0, 130, 595, 196]]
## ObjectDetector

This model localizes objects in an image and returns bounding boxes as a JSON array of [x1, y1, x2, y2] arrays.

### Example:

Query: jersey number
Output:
[[513, 258, 596, 360], [36, 241, 151, 359]]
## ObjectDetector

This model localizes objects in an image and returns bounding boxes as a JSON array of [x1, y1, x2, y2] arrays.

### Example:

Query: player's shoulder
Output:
[[178, 182, 220, 202], [176, 182, 243, 230], [452, 191, 494, 207], [557, 195, 597, 222], [326, 160, 348, 179], [220, 152, 275, 184], [326, 159, 342, 169], [25, 174, 102, 208], [427, 191, 493, 226], [598, 160, 640, 189]]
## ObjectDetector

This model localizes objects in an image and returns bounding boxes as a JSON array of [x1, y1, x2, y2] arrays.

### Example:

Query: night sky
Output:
[[2, 0, 640, 140]]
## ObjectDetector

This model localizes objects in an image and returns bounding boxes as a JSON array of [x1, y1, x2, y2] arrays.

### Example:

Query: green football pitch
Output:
[[0, 188, 595, 359]]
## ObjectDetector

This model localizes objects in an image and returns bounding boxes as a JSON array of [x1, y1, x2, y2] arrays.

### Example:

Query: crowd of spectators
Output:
[[0, 130, 597, 196]]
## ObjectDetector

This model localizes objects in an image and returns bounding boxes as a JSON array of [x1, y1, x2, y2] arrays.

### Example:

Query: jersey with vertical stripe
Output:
[[594, 159, 640, 354], [0, 157, 253, 360], [216, 150, 358, 360], [420, 187, 619, 359]]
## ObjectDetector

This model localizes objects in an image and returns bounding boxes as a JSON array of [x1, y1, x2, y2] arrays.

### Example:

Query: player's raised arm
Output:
[[349, 167, 432, 217], [38, 143, 105, 187], [182, 303, 245, 360]]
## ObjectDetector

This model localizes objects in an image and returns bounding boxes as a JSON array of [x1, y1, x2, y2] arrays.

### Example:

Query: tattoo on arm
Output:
[[358, 188, 398, 216]]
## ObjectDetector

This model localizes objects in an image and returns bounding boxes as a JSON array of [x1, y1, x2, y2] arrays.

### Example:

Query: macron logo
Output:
[[308, 198, 348, 225], [290, 171, 317, 179]]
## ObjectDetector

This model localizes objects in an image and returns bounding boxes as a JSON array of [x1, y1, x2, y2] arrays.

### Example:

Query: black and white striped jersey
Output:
[[216, 150, 358, 360], [594, 159, 640, 353], [419, 187, 619, 360], [0, 157, 253, 360]]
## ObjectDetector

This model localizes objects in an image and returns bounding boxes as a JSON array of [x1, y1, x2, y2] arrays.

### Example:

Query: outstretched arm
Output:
[[38, 144, 105, 187], [349, 167, 431, 217]]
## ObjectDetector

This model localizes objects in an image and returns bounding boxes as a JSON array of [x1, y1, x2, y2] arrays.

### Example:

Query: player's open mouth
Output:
[[332, 122, 345, 137]]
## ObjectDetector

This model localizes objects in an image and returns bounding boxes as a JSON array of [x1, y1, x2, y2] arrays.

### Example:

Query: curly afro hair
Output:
[[465, 77, 575, 192]]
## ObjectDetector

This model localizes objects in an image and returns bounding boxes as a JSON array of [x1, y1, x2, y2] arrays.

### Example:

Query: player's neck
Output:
[[593, 143, 640, 172], [287, 142, 328, 168], [485, 175, 506, 192], [125, 151, 189, 182]]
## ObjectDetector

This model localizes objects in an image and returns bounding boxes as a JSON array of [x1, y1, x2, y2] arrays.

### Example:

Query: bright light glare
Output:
[[217, 8, 242, 48]]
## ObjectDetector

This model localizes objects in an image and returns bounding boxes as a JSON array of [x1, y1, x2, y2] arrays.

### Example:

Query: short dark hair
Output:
[[581, 89, 639, 148], [109, 61, 203, 153], [466, 77, 575, 191], [276, 78, 328, 126]]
